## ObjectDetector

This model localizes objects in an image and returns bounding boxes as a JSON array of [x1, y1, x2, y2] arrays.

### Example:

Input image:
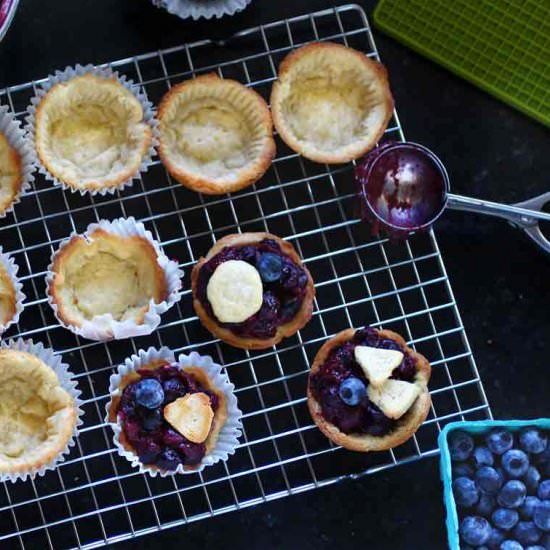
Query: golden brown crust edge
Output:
[[48, 228, 168, 330], [107, 359, 227, 472], [191, 232, 315, 350], [0, 261, 17, 326], [307, 327, 432, 452], [270, 41, 394, 165], [34, 74, 152, 192], [157, 74, 276, 195], [0, 139, 23, 214]]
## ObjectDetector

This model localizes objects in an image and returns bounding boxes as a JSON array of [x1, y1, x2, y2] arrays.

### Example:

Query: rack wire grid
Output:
[[0, 4, 492, 549]]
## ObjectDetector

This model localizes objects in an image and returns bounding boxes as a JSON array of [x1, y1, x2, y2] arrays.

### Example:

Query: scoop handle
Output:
[[447, 193, 550, 254]]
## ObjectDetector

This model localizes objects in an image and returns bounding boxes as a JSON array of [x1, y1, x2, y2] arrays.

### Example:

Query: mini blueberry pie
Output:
[[0, 348, 78, 478], [108, 359, 228, 473], [158, 73, 275, 195], [271, 42, 394, 164], [191, 232, 315, 349], [307, 326, 431, 451], [33, 72, 153, 193]]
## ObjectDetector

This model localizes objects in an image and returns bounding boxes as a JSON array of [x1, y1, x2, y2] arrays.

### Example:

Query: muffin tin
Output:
[[0, 5, 492, 549]]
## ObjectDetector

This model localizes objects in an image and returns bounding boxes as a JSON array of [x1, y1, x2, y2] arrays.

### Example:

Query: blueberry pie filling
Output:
[[309, 327, 418, 436], [116, 364, 220, 470], [196, 239, 309, 339]]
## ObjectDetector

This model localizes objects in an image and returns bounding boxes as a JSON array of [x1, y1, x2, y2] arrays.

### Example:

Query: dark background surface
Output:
[[1, 1, 549, 549]]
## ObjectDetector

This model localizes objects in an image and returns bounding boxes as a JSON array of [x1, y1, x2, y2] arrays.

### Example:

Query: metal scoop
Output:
[[356, 142, 550, 254]]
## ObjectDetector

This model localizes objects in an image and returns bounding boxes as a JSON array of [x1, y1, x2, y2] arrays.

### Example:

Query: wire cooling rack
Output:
[[0, 4, 492, 549]]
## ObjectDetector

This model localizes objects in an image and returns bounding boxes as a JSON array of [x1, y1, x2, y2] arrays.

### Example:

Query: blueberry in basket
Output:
[[447, 425, 550, 549]]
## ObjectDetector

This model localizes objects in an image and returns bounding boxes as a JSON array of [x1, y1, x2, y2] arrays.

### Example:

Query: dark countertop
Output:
[[1, 1, 549, 549]]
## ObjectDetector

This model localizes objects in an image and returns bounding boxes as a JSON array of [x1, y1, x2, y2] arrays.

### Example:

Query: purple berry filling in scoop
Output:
[[117, 363, 219, 471], [309, 327, 417, 436], [196, 239, 309, 339]]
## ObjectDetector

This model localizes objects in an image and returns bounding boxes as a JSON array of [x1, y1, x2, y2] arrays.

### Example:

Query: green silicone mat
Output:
[[373, 0, 550, 128]]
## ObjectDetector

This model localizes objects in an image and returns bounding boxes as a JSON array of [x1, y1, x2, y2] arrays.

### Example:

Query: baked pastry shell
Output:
[[0, 105, 36, 218], [106, 346, 243, 476], [191, 232, 315, 350], [271, 41, 394, 164], [46, 217, 183, 341], [26, 64, 157, 196], [0, 338, 83, 483], [158, 73, 275, 195], [0, 247, 25, 336], [307, 327, 432, 452]]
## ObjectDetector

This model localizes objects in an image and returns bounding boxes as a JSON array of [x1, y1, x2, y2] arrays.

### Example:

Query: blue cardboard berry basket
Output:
[[438, 418, 550, 549]]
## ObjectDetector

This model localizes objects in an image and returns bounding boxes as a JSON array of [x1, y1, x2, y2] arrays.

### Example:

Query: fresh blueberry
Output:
[[156, 448, 182, 471], [140, 408, 163, 431], [477, 494, 497, 517], [524, 467, 542, 495], [522, 498, 543, 520], [513, 521, 542, 545], [477, 466, 505, 495], [500, 542, 523, 550], [486, 527, 506, 549], [536, 446, 550, 469], [540, 532, 550, 549], [449, 431, 475, 461], [503, 450, 531, 479], [487, 428, 514, 455], [474, 446, 496, 467], [257, 252, 283, 282], [453, 476, 480, 508], [135, 378, 164, 410], [520, 428, 548, 455], [338, 377, 366, 406], [162, 377, 187, 402], [453, 462, 475, 479], [498, 480, 527, 509], [525, 545, 546, 550], [460, 516, 492, 546], [493, 508, 520, 530], [538, 481, 550, 501], [534, 501, 550, 532]]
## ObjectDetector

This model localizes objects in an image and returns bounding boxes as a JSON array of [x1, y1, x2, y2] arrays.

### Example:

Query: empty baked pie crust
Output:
[[307, 328, 431, 452], [0, 130, 23, 215], [48, 228, 168, 330], [0, 257, 17, 328], [0, 349, 77, 476], [158, 73, 276, 194], [191, 232, 315, 350], [271, 42, 394, 164], [34, 74, 152, 192]]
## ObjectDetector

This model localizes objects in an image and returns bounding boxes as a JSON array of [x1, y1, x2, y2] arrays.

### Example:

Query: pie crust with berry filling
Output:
[[191, 232, 315, 350], [307, 327, 431, 452], [108, 359, 227, 472]]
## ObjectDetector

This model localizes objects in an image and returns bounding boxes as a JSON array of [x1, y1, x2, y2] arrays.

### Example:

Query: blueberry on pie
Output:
[[307, 326, 431, 451], [191, 232, 315, 349]]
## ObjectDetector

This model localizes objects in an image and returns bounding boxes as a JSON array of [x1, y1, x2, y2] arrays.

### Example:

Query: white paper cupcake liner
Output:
[[0, 104, 36, 218], [152, 0, 252, 20], [0, 247, 25, 335], [0, 338, 84, 483], [45, 217, 183, 341], [106, 346, 243, 476], [25, 64, 159, 196]]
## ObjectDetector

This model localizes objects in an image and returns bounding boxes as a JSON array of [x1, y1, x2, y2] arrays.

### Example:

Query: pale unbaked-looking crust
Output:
[[307, 328, 432, 452], [191, 232, 315, 350], [0, 349, 77, 476], [271, 42, 394, 164], [158, 74, 276, 195], [34, 74, 152, 192], [49, 228, 167, 329], [0, 259, 16, 326], [108, 359, 228, 472], [0, 131, 23, 215]]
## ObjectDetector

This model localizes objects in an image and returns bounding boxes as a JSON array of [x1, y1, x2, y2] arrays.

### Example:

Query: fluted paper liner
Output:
[[0, 247, 25, 335], [25, 64, 158, 196], [152, 0, 252, 20], [0, 338, 83, 483], [46, 217, 183, 341], [106, 346, 243, 476], [0, 105, 36, 218]]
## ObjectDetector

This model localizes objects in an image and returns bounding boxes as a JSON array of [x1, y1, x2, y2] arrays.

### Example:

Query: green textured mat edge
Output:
[[372, 0, 550, 129]]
